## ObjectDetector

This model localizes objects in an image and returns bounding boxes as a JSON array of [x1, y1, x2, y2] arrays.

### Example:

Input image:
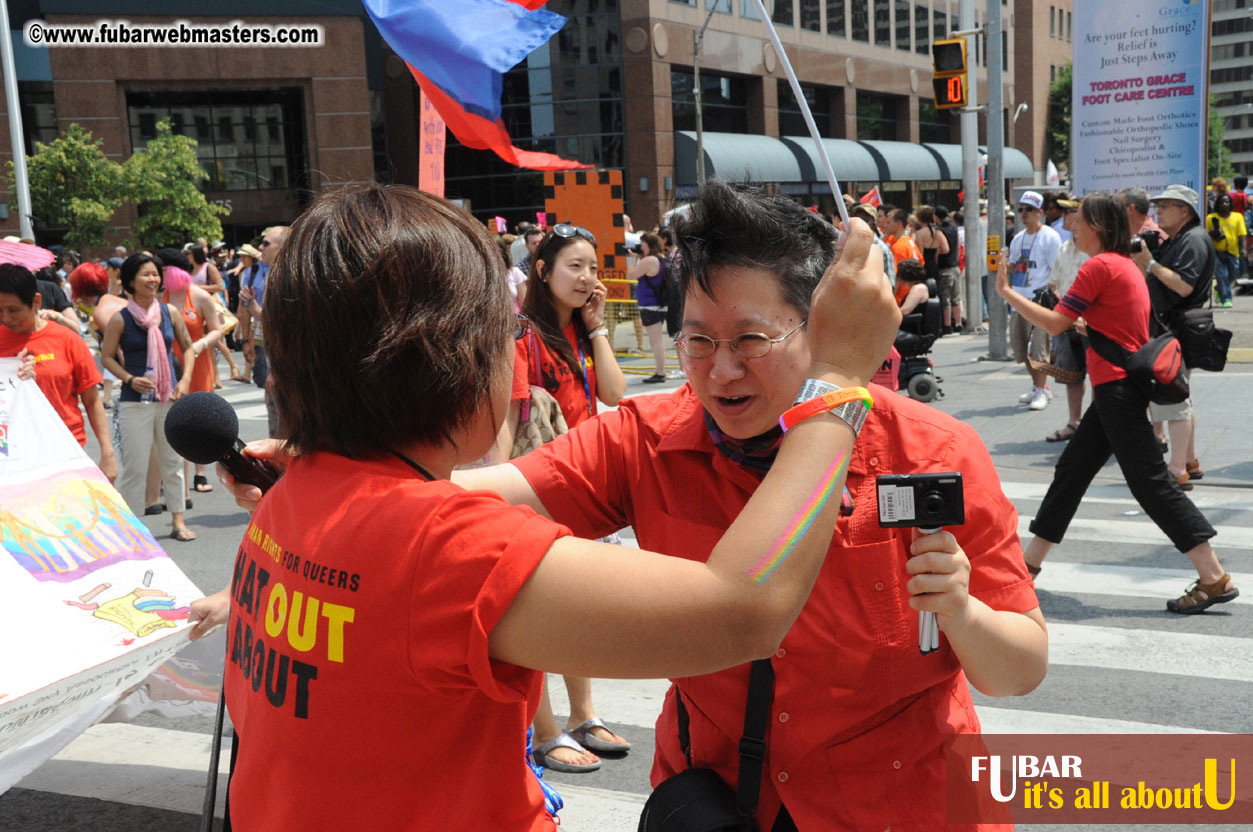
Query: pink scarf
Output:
[[126, 298, 175, 401]]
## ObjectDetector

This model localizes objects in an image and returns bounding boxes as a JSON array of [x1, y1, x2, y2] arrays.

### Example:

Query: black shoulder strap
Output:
[[1084, 325, 1132, 368], [675, 686, 695, 770], [736, 658, 775, 818]]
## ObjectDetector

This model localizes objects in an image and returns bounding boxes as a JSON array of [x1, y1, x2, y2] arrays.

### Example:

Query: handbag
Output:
[[215, 295, 239, 335], [638, 660, 775, 832], [510, 329, 568, 459], [1170, 306, 1231, 373]]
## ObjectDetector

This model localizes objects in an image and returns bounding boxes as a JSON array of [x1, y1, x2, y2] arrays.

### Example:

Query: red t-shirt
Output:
[[1055, 252, 1150, 386], [224, 452, 568, 831], [512, 386, 1036, 831], [513, 322, 598, 428], [0, 323, 101, 445]]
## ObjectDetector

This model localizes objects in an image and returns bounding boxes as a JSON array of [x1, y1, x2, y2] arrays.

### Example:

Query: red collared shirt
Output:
[[513, 385, 1036, 830]]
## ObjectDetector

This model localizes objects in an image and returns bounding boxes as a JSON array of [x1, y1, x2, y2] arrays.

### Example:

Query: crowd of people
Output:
[[0, 232, 287, 541], [5, 170, 1245, 829]]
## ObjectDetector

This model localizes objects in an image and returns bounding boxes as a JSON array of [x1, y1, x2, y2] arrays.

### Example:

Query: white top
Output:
[[1048, 240, 1089, 297], [1050, 215, 1073, 244], [1007, 223, 1062, 297]]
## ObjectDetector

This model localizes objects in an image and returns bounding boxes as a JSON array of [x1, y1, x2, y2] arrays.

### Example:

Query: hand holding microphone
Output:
[[164, 392, 283, 502]]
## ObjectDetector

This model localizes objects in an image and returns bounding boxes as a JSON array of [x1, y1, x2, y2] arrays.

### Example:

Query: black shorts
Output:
[[639, 307, 667, 327]]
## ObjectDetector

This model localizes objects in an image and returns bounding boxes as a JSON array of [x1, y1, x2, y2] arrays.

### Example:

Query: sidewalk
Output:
[[1221, 287, 1253, 363]]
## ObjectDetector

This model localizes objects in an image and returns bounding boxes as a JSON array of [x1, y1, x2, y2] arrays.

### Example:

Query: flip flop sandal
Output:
[[568, 717, 632, 753], [193, 474, 214, 493], [169, 528, 197, 542], [532, 733, 601, 773]]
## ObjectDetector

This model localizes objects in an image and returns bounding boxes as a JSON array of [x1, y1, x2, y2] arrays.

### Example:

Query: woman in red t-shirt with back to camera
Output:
[[997, 192, 1237, 613]]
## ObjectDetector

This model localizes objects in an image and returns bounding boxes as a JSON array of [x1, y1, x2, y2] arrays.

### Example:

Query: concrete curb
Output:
[[1228, 348, 1253, 364]]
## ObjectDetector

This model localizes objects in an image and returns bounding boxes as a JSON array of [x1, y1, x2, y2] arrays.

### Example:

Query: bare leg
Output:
[[1029, 368, 1049, 389], [1166, 419, 1191, 478], [1184, 542, 1229, 586], [145, 446, 161, 507], [632, 313, 645, 352], [646, 322, 666, 375], [1066, 381, 1084, 426], [952, 303, 963, 330], [1023, 536, 1055, 571], [564, 676, 628, 748], [532, 676, 598, 767]]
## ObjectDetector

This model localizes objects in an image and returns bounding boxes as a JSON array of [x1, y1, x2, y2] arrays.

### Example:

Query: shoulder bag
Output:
[[511, 329, 568, 459], [638, 659, 776, 832], [1087, 322, 1189, 405]]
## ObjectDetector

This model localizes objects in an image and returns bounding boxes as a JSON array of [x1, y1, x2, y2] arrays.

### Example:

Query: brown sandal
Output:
[[1186, 459, 1203, 480], [1166, 574, 1239, 614]]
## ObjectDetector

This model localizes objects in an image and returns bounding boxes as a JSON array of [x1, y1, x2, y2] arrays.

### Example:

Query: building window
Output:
[[741, 0, 760, 18], [827, 0, 845, 35], [932, 7, 945, 41], [1067, 11, 1072, 42], [671, 66, 750, 133], [670, 0, 697, 5], [874, 0, 891, 45], [1002, 30, 1007, 71], [773, 0, 795, 26], [18, 83, 58, 155], [706, 0, 731, 13], [126, 88, 306, 192], [1050, 6, 1055, 37], [779, 80, 834, 136], [915, 4, 929, 55], [918, 97, 951, 143], [801, 0, 822, 30], [1050, 64, 1056, 83], [856, 90, 899, 139], [851, 0, 869, 41], [895, 0, 911, 50]]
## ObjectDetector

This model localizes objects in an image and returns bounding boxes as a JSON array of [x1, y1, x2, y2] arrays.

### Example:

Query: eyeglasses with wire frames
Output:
[[675, 321, 807, 359]]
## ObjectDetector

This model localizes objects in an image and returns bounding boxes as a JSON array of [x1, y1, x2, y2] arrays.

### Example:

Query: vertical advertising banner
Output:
[[1071, 0, 1209, 196], [418, 90, 446, 198]]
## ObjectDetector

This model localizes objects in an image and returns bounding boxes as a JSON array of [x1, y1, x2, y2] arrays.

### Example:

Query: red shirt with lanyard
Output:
[[513, 321, 597, 428]]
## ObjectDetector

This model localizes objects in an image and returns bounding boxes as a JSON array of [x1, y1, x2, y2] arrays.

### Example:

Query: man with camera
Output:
[[1131, 185, 1215, 490]]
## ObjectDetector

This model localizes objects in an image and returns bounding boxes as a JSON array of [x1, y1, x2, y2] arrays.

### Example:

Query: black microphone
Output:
[[164, 392, 279, 493]]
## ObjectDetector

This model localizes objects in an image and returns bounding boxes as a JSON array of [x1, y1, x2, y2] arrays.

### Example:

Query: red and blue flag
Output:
[[364, 0, 588, 171]]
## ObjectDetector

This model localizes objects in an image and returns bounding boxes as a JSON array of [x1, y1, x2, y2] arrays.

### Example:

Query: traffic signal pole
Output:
[[957, 0, 984, 341], [984, 0, 1009, 359]]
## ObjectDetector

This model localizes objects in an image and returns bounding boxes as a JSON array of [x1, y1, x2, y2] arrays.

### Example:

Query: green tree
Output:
[[1045, 62, 1072, 176], [124, 118, 229, 249], [1207, 94, 1236, 182], [5, 123, 124, 248]]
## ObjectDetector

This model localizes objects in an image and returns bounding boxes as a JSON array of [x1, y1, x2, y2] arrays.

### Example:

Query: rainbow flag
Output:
[[364, 0, 588, 171]]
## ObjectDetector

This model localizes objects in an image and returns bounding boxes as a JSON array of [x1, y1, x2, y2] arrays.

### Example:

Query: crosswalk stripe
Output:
[[1047, 622, 1253, 682], [1018, 516, 1253, 550], [1033, 562, 1250, 605], [1001, 480, 1253, 512]]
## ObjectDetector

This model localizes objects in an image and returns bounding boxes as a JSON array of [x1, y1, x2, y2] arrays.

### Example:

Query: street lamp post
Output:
[[694, 4, 719, 186]]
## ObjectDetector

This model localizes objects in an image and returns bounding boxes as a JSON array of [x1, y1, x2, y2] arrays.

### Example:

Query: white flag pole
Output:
[[750, 0, 852, 230]]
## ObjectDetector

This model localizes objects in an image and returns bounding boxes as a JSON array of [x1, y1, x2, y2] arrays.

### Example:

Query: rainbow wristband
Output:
[[779, 385, 872, 434]]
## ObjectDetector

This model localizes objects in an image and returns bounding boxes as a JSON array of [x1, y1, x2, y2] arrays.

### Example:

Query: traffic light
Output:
[[931, 38, 968, 110]]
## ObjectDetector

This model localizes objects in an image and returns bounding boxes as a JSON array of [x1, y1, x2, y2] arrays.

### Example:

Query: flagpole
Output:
[[751, 0, 851, 230], [1, 3, 34, 239]]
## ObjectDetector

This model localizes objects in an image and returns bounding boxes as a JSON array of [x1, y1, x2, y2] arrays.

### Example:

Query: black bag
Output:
[[1032, 286, 1060, 310], [1087, 326, 1190, 405], [1171, 306, 1232, 372], [639, 660, 773, 832]]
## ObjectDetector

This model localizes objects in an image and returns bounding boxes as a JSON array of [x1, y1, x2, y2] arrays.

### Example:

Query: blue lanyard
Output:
[[576, 337, 593, 417]]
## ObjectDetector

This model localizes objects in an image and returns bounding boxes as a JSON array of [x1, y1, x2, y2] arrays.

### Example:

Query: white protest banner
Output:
[[0, 359, 206, 793], [1071, 0, 1209, 196]]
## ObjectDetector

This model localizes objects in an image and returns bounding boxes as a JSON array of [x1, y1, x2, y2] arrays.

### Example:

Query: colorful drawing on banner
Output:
[[0, 467, 165, 583], [0, 424, 7, 457], [418, 90, 446, 198]]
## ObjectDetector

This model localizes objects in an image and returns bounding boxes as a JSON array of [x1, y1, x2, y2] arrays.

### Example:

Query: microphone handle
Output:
[[220, 439, 280, 493]]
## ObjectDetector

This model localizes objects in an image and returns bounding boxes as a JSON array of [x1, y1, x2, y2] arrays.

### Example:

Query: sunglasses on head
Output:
[[550, 223, 596, 246]]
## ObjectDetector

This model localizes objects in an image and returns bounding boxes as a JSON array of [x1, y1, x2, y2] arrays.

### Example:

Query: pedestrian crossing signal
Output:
[[931, 38, 968, 110]]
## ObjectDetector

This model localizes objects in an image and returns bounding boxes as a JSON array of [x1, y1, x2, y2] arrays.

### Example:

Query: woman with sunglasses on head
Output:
[[999, 192, 1236, 613], [513, 223, 630, 772], [203, 182, 901, 829]]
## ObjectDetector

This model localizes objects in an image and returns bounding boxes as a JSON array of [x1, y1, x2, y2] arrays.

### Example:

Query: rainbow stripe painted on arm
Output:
[[745, 449, 850, 584]]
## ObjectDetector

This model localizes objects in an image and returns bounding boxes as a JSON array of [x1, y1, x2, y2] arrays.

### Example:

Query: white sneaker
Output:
[[1018, 386, 1052, 404], [1027, 387, 1050, 411]]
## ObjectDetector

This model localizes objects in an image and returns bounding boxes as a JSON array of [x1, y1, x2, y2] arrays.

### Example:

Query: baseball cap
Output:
[[106, 257, 125, 269], [1018, 191, 1044, 210], [1148, 184, 1200, 218]]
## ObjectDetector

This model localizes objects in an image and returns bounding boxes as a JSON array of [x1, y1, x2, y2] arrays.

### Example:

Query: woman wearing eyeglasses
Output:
[[513, 223, 630, 772], [207, 182, 903, 830]]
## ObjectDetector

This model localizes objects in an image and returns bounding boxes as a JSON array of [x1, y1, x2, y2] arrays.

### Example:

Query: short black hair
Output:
[[933, 206, 949, 221], [673, 179, 835, 318], [896, 259, 926, 284], [1235, 175, 1248, 190], [120, 253, 165, 295], [524, 226, 546, 241], [0, 264, 37, 306]]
